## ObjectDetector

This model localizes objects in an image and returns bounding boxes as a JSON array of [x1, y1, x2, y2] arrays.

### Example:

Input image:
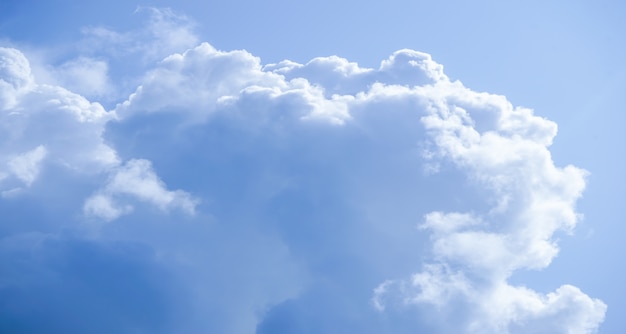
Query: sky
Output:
[[0, 1, 624, 333]]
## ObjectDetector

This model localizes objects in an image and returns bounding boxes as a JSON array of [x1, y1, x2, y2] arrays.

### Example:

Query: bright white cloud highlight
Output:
[[7, 145, 47, 186], [370, 79, 606, 332], [109, 39, 605, 332], [1, 46, 198, 221], [1, 47, 34, 109], [1, 47, 117, 193], [84, 159, 198, 221]]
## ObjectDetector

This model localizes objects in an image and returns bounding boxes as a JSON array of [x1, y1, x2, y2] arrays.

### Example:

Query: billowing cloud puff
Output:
[[375, 78, 607, 333], [1, 47, 34, 109], [0, 47, 117, 196], [0, 18, 605, 334], [115, 42, 353, 125], [106, 41, 605, 333], [0, 46, 196, 217], [84, 159, 198, 221]]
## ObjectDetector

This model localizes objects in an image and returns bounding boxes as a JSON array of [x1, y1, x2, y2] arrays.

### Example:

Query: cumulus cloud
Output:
[[0, 13, 605, 333], [0, 47, 117, 193], [7, 145, 47, 186], [105, 39, 605, 332], [114, 42, 354, 125], [0, 46, 197, 222], [0, 47, 34, 109], [369, 78, 606, 332]]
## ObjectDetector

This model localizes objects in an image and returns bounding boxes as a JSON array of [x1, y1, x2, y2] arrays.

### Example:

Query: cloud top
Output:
[[110, 40, 605, 332]]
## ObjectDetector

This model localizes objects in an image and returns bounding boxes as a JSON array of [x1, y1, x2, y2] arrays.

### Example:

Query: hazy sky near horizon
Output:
[[1, 1, 624, 333]]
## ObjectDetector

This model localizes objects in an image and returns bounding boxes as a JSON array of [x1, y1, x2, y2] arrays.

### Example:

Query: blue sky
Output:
[[1, 1, 624, 333]]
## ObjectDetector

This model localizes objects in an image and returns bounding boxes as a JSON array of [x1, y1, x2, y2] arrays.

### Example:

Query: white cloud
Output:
[[0, 47, 33, 89], [115, 42, 352, 125], [107, 40, 605, 332], [0, 18, 606, 332], [7, 145, 47, 186], [83, 193, 133, 222], [51, 57, 112, 98], [1, 47, 196, 223], [84, 159, 198, 221], [115, 42, 281, 117], [370, 76, 605, 332], [1, 47, 34, 110], [0, 47, 118, 194], [379, 49, 447, 85]]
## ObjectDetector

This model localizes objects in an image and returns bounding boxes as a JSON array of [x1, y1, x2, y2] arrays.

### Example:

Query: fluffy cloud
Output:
[[106, 40, 605, 332], [369, 77, 606, 332], [0, 46, 197, 219], [84, 159, 198, 221], [114, 42, 353, 126], [6, 145, 47, 186], [0, 46, 34, 109], [1, 47, 117, 195], [0, 17, 606, 334]]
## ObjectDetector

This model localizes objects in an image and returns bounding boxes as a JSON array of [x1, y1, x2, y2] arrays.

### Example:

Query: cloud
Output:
[[369, 79, 607, 332], [105, 39, 605, 332], [1, 47, 117, 195], [0, 46, 34, 109], [0, 12, 606, 333], [0, 46, 197, 222], [7, 145, 47, 186], [51, 57, 112, 98], [84, 159, 198, 221], [265, 49, 444, 97], [79, 7, 198, 64]]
